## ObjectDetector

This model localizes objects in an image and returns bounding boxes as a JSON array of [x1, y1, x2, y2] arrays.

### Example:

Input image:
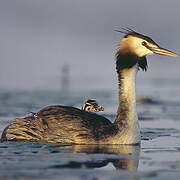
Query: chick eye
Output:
[[142, 41, 147, 46]]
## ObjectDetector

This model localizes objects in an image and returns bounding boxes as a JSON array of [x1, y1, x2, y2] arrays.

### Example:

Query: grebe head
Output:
[[116, 28, 179, 58], [82, 99, 104, 112]]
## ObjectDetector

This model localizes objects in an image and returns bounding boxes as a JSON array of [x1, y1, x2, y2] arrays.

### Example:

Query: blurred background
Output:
[[0, 0, 180, 91], [0, 0, 180, 123]]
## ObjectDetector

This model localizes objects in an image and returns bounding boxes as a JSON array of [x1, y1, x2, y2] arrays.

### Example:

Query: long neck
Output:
[[114, 56, 138, 129]]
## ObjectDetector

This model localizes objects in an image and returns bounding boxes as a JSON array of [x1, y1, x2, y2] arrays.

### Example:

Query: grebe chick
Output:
[[82, 99, 104, 112], [1, 28, 178, 144]]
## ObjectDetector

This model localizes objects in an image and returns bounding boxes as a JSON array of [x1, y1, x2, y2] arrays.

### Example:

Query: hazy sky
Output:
[[0, 0, 180, 90]]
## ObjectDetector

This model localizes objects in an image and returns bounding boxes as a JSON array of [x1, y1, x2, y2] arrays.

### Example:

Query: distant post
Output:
[[61, 64, 70, 93]]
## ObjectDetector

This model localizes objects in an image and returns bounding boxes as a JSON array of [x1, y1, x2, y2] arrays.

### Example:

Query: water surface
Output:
[[0, 88, 180, 180]]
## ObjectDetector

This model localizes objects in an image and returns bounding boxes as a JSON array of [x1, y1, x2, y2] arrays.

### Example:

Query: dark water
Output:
[[0, 87, 180, 180]]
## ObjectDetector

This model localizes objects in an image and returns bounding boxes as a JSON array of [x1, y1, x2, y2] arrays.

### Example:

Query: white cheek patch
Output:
[[130, 38, 153, 57], [135, 46, 153, 57], [120, 36, 154, 57]]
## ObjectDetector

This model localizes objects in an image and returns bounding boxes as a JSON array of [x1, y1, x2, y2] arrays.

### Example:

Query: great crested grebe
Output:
[[1, 29, 178, 144]]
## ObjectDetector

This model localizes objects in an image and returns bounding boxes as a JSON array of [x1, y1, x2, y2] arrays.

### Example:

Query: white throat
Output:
[[115, 65, 140, 144], [118, 65, 137, 123]]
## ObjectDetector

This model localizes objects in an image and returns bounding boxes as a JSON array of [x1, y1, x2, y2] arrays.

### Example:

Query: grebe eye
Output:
[[142, 41, 147, 46]]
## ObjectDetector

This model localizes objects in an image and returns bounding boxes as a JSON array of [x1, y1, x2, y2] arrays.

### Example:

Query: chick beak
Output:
[[96, 105, 104, 111], [150, 46, 179, 57]]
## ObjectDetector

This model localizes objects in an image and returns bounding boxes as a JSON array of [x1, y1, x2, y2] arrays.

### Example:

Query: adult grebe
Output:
[[1, 29, 178, 144]]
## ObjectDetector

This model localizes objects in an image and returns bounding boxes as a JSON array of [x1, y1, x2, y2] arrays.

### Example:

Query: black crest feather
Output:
[[115, 27, 158, 46]]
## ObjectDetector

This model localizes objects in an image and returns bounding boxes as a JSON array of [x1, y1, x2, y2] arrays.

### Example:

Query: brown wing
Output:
[[1, 105, 112, 144]]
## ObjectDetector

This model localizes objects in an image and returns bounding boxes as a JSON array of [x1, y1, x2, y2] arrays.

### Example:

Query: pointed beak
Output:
[[150, 46, 179, 57]]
